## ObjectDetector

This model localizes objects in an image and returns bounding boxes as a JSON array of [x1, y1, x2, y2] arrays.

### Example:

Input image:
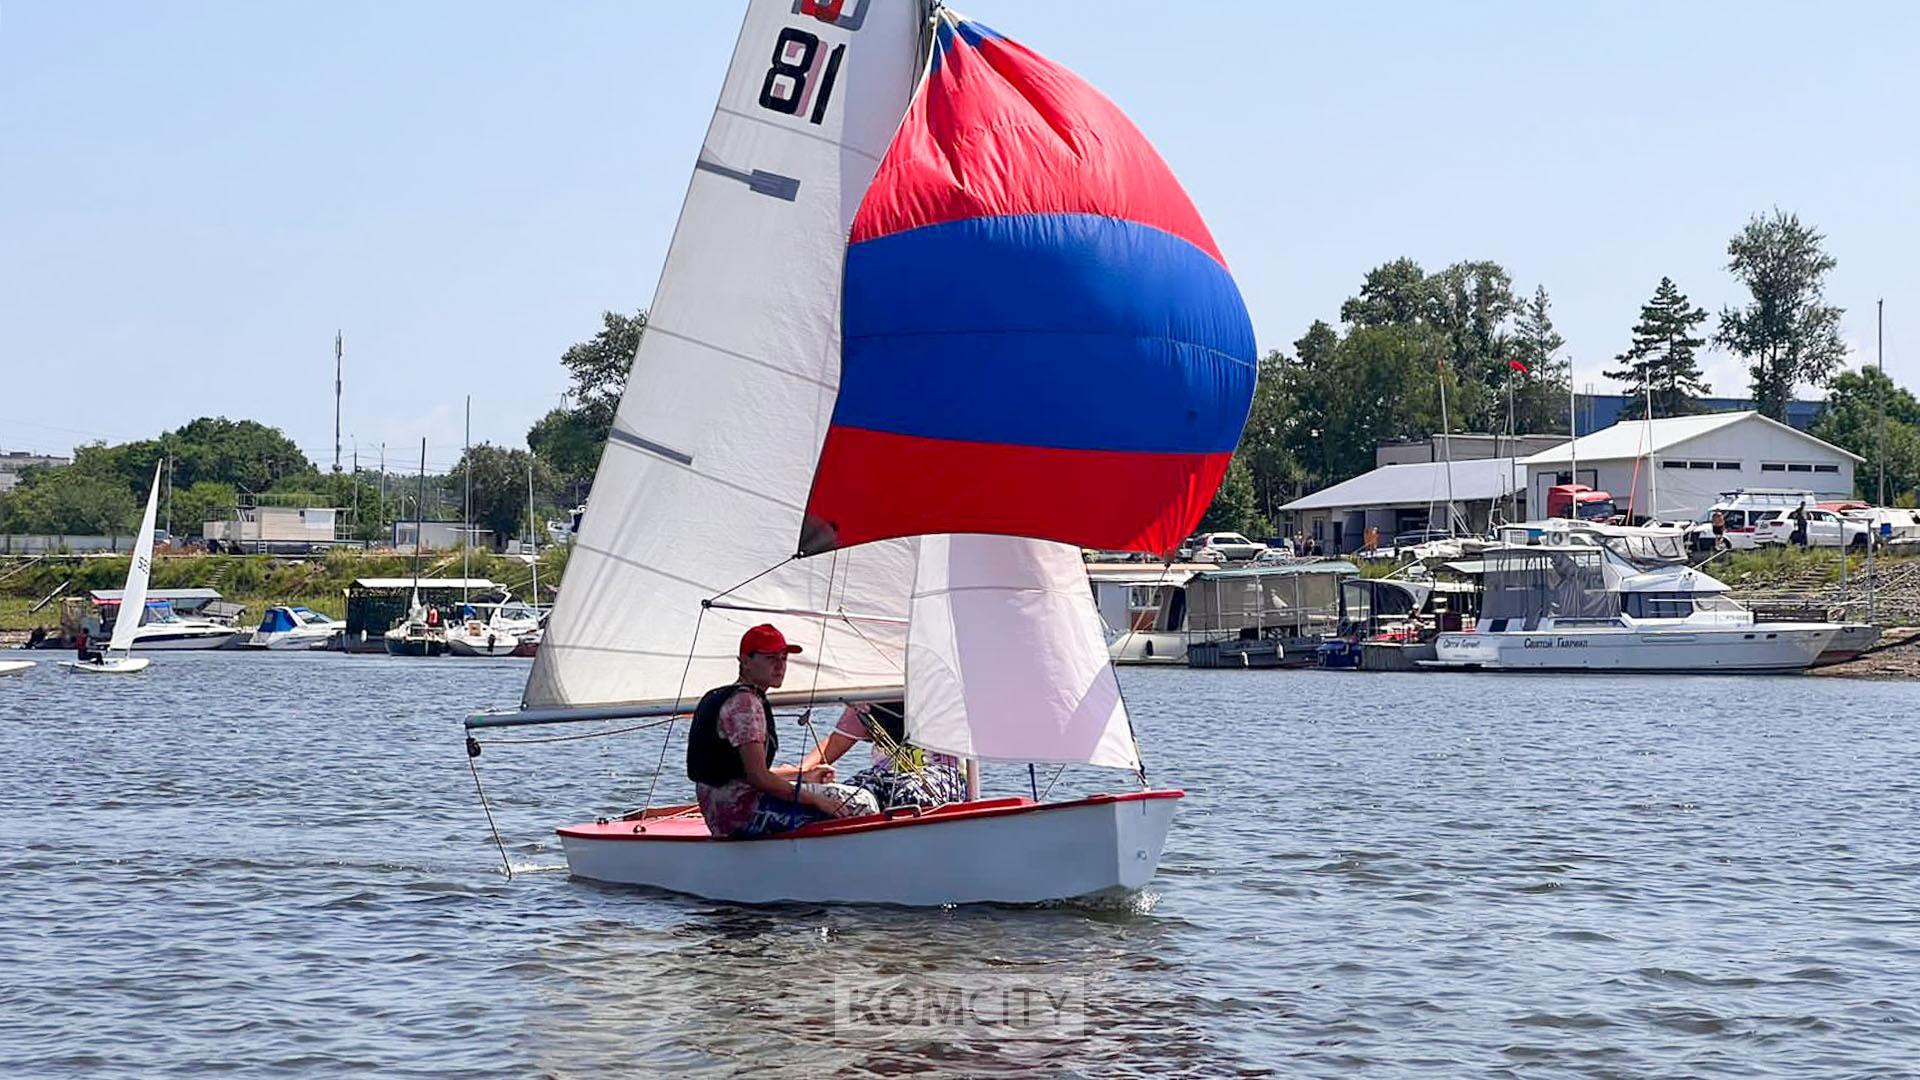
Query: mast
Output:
[[1438, 359, 1456, 536], [1645, 381, 1657, 522], [528, 452, 540, 612], [333, 331, 343, 474], [412, 439, 427, 602], [1567, 364, 1579, 518], [463, 395, 471, 604]]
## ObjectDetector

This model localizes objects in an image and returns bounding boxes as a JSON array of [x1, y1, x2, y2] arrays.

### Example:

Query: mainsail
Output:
[[523, 0, 931, 711], [801, 14, 1257, 557], [108, 463, 164, 656]]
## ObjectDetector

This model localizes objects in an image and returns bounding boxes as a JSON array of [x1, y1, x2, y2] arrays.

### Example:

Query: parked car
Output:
[[1189, 531, 1267, 562], [1752, 506, 1871, 549], [1686, 489, 1820, 551]]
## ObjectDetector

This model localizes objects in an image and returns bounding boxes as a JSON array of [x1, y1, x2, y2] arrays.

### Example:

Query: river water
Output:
[[3, 652, 1918, 1077]]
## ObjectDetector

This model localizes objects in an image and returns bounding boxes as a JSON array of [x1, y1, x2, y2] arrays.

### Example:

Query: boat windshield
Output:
[[1598, 533, 1687, 565], [1480, 548, 1618, 626], [291, 607, 333, 624]]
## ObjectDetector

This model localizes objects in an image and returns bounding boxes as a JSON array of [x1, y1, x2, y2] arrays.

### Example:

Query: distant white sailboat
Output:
[[64, 464, 161, 675]]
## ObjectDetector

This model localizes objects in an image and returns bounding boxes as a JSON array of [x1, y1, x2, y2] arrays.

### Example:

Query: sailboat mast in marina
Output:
[[467, 0, 1255, 906]]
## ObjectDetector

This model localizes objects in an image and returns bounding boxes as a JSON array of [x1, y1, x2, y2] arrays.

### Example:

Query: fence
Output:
[[0, 534, 130, 555]]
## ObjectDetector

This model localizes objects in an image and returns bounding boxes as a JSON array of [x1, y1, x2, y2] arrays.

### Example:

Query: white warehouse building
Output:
[[1521, 411, 1860, 522]]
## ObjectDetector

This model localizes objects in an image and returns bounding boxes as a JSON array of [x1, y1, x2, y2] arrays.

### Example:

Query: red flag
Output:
[[1508, 358, 1529, 375]]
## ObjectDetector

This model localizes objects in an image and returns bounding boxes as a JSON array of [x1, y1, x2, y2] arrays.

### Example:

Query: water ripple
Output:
[[4, 656, 1920, 1076]]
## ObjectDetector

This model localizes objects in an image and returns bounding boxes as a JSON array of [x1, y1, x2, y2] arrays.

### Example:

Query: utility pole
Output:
[[379, 442, 387, 538], [333, 331, 344, 474], [352, 443, 360, 545]]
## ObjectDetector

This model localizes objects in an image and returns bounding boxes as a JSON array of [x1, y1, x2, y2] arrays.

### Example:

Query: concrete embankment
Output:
[[1811, 627, 1920, 680]]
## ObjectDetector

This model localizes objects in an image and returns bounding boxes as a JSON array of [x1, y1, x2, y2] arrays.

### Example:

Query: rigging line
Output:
[[645, 602, 710, 814], [793, 549, 843, 775], [1107, 558, 1168, 787], [473, 716, 679, 746], [839, 605, 905, 675], [1109, 557, 1177, 665], [1039, 764, 1067, 802], [465, 749, 515, 882], [704, 554, 801, 606]]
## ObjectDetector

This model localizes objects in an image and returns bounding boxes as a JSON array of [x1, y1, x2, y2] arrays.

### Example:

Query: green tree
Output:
[[1509, 285, 1571, 434], [1234, 351, 1303, 527], [0, 471, 138, 537], [1715, 210, 1846, 420], [454, 443, 558, 549], [561, 309, 647, 432], [1338, 258, 1520, 433], [1198, 456, 1267, 538], [527, 309, 646, 502], [1605, 277, 1711, 419], [1811, 367, 1920, 502], [526, 406, 603, 505]]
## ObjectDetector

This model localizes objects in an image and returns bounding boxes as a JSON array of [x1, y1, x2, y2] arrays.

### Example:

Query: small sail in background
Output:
[[802, 13, 1257, 558], [108, 463, 164, 657]]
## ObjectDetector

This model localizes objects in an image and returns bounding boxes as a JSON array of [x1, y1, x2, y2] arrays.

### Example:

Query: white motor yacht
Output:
[[1428, 523, 1839, 673], [248, 605, 340, 650], [126, 602, 242, 650], [445, 600, 541, 657]]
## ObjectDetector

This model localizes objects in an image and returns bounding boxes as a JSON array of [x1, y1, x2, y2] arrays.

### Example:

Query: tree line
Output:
[[0, 417, 560, 546], [1199, 208, 1911, 537]]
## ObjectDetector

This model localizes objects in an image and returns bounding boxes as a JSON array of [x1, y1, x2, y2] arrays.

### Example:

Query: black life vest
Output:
[[686, 683, 777, 787]]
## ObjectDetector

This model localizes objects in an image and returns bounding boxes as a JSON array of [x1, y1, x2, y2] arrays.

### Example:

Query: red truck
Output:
[[1546, 483, 1618, 522]]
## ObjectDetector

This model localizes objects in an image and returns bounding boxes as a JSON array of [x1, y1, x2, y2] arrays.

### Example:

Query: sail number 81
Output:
[[758, 28, 846, 126]]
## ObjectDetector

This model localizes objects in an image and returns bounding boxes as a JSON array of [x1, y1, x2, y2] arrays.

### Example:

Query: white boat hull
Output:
[[1427, 623, 1837, 673], [248, 629, 337, 650], [446, 629, 523, 657], [1108, 632, 1189, 665], [0, 659, 35, 677], [60, 657, 151, 674], [559, 792, 1181, 906], [131, 626, 241, 651]]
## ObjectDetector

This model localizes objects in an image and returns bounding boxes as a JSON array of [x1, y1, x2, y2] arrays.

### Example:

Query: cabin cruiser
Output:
[[384, 593, 447, 657], [247, 605, 340, 650], [445, 599, 542, 657], [123, 600, 242, 650], [1426, 522, 1839, 672]]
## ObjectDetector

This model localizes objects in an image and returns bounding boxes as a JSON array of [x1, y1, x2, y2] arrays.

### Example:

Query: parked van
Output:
[[1686, 488, 1818, 552]]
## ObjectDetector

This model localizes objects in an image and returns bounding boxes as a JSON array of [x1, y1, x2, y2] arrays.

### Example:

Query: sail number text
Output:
[[758, 28, 847, 126]]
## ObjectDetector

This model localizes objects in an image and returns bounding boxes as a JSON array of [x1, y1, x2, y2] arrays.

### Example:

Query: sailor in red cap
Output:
[[685, 623, 842, 837]]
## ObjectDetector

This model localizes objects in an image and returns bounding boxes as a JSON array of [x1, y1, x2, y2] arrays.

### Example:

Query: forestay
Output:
[[906, 534, 1139, 771], [523, 0, 930, 710]]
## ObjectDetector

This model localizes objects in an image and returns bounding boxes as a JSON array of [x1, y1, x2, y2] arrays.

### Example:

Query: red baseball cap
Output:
[[739, 623, 803, 657]]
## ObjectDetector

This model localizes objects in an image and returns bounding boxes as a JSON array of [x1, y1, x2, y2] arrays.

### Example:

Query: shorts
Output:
[[735, 794, 828, 838]]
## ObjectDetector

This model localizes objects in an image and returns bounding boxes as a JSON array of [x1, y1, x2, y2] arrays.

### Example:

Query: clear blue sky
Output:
[[4, 1, 1914, 468]]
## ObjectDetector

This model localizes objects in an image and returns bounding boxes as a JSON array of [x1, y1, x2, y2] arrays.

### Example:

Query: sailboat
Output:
[[62, 463, 160, 674], [465, 1, 1255, 905], [385, 440, 447, 656]]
